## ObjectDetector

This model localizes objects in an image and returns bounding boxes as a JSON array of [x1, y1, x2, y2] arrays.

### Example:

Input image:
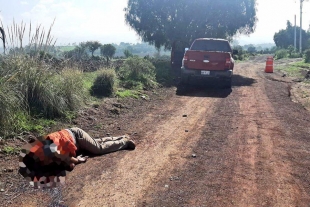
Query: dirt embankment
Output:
[[2, 56, 310, 207]]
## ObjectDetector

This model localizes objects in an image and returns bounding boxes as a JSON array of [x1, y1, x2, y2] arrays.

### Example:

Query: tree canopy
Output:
[[125, 0, 257, 49], [100, 44, 116, 64], [85, 41, 101, 57], [273, 21, 310, 51]]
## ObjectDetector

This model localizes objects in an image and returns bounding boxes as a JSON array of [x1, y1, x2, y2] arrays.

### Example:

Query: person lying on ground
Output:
[[19, 127, 135, 188]]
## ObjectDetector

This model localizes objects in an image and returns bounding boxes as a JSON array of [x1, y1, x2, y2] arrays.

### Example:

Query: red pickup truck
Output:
[[181, 38, 236, 88]]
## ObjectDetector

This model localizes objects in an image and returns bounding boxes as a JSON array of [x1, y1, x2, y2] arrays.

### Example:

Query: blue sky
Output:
[[0, 0, 309, 46]]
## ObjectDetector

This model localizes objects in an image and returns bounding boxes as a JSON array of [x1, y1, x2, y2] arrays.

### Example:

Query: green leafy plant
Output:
[[3, 146, 21, 155], [118, 56, 158, 89], [288, 45, 295, 57], [145, 56, 171, 84], [115, 89, 139, 98], [91, 68, 117, 97], [275, 49, 288, 59], [123, 49, 133, 58]]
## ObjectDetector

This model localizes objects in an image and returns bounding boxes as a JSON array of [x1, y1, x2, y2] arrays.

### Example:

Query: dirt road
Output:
[[7, 56, 310, 206]]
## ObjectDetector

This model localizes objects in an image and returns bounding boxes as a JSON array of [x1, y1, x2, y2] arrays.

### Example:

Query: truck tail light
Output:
[[225, 58, 231, 67], [183, 55, 188, 67]]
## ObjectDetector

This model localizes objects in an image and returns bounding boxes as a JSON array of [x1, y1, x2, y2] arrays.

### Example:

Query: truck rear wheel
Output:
[[223, 79, 232, 89]]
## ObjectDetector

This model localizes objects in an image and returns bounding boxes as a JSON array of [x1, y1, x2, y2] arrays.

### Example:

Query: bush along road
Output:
[[2, 55, 310, 206]]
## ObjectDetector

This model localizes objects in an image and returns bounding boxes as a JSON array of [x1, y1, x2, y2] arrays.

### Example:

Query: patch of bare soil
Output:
[[2, 55, 310, 207]]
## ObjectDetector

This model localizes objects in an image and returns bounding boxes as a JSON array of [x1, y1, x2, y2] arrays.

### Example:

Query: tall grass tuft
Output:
[[0, 81, 24, 135], [2, 19, 56, 56], [0, 20, 86, 137]]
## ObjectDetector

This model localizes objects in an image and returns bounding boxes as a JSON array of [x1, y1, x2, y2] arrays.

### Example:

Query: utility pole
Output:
[[299, 0, 304, 53], [294, 15, 297, 51]]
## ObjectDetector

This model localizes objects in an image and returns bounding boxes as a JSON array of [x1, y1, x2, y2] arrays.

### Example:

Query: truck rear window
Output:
[[190, 40, 232, 53]]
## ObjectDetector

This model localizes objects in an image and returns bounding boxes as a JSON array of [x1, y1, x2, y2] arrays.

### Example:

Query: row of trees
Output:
[[63, 41, 116, 64]]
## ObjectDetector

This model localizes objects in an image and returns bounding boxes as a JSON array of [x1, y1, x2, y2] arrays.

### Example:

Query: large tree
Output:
[[125, 0, 257, 49], [273, 21, 310, 51], [100, 44, 116, 64], [85, 41, 101, 57]]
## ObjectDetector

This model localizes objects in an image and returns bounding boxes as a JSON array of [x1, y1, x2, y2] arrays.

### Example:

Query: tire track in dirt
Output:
[[228, 62, 301, 206]]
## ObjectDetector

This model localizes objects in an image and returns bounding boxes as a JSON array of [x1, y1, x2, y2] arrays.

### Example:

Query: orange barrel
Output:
[[265, 56, 274, 73]]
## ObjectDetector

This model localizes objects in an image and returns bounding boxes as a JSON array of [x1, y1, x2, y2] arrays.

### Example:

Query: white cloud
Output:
[[20, 1, 28, 5], [27, 0, 139, 44], [238, 0, 310, 44]]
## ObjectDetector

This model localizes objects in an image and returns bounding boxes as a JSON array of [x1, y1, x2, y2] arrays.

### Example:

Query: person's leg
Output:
[[95, 135, 136, 151], [95, 135, 128, 143], [70, 128, 129, 155]]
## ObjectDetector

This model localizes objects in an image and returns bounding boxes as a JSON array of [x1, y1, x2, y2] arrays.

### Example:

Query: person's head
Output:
[[19, 137, 72, 188]]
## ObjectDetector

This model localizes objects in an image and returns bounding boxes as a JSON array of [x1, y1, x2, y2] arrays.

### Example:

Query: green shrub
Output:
[[290, 52, 301, 58], [305, 49, 310, 63], [233, 55, 239, 61], [275, 49, 288, 59], [91, 68, 117, 97], [118, 56, 158, 89], [144, 56, 171, 83]]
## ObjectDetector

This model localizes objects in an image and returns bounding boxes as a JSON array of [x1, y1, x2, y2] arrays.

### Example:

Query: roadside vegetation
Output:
[[270, 20, 310, 80], [276, 61, 310, 79], [0, 22, 171, 138]]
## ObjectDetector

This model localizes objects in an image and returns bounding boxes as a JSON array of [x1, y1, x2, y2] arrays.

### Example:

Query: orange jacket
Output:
[[46, 129, 77, 157], [29, 129, 77, 162]]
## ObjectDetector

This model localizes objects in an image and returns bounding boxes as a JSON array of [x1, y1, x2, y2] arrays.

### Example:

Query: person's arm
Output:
[[69, 155, 88, 170], [70, 155, 88, 164], [70, 157, 79, 164]]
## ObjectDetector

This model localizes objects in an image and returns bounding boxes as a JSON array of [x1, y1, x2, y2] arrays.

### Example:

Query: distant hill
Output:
[[242, 43, 276, 50], [252, 43, 276, 49], [56, 42, 170, 58]]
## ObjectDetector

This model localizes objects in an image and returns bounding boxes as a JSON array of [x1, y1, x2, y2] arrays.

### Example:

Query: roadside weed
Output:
[[2, 146, 21, 155], [115, 89, 139, 99], [276, 61, 310, 78]]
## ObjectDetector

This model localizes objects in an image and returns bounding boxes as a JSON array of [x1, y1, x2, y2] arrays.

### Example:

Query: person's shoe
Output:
[[127, 140, 136, 150]]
